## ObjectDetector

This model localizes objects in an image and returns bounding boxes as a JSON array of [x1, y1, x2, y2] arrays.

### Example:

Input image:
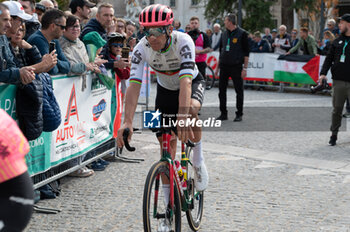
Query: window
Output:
[[170, 0, 176, 7], [191, 0, 200, 6]]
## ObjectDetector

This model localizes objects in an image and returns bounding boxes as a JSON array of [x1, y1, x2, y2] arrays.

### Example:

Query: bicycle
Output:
[[123, 128, 204, 231], [205, 66, 216, 90]]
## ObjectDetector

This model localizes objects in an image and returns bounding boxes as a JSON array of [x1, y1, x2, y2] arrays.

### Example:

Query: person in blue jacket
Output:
[[27, 9, 70, 75]]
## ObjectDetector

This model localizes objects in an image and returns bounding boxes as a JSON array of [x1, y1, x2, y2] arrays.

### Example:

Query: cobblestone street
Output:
[[25, 85, 350, 231]]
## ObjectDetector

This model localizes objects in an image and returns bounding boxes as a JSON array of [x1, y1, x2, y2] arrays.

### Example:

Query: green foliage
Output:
[[242, 0, 275, 33], [56, 0, 70, 11], [204, 0, 274, 32], [292, 0, 319, 13]]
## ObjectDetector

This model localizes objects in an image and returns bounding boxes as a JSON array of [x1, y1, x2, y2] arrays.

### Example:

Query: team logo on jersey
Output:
[[143, 110, 161, 128]]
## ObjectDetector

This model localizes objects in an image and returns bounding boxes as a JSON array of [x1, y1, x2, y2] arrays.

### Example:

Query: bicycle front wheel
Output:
[[185, 146, 204, 231], [143, 161, 182, 232], [205, 66, 216, 90]]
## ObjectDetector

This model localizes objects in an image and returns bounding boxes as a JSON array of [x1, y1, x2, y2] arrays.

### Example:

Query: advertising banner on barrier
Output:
[[246, 53, 280, 81], [51, 74, 112, 166], [0, 73, 114, 175]]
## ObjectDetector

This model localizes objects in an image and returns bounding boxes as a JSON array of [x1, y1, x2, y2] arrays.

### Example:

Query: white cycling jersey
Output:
[[129, 31, 199, 91]]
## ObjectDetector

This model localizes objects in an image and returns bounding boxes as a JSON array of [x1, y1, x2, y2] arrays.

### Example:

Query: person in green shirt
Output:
[[287, 27, 318, 56]]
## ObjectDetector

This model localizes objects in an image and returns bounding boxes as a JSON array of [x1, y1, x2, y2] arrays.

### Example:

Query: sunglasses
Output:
[[111, 43, 123, 48], [144, 27, 167, 37], [55, 23, 66, 30]]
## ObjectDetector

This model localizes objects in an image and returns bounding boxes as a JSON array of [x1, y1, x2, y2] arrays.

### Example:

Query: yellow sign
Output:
[[232, 38, 238, 43]]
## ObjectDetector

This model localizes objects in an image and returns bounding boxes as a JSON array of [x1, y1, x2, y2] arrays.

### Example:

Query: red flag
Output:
[[302, 55, 320, 84]]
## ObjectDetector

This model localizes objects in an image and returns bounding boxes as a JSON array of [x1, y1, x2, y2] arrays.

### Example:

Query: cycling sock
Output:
[[192, 141, 203, 166], [162, 184, 170, 206]]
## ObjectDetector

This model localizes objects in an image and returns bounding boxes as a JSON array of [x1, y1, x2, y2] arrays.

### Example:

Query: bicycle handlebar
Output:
[[123, 128, 136, 152]]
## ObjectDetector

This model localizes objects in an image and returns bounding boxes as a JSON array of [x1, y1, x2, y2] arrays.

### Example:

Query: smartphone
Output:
[[49, 41, 56, 53], [122, 47, 130, 59]]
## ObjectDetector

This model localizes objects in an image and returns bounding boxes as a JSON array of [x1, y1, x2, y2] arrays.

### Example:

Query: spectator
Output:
[[18, 0, 41, 40], [27, 9, 70, 75], [272, 24, 291, 54], [0, 3, 35, 85], [206, 28, 213, 45], [3, 1, 32, 36], [35, 3, 46, 22], [125, 20, 136, 50], [116, 18, 126, 36], [319, 30, 335, 55], [270, 28, 277, 52], [137, 24, 145, 40], [188, 16, 211, 79], [185, 24, 191, 33], [107, 16, 117, 35], [174, 19, 184, 32], [262, 27, 273, 44], [319, 14, 350, 146], [58, 15, 101, 76], [8, 23, 56, 73], [105, 32, 130, 96], [216, 13, 249, 122], [211, 23, 221, 51], [287, 27, 318, 56], [52, 0, 59, 9], [69, 0, 95, 29], [39, 0, 54, 11], [324, 19, 339, 37], [80, 3, 114, 41], [251, 31, 270, 53], [290, 28, 299, 54]]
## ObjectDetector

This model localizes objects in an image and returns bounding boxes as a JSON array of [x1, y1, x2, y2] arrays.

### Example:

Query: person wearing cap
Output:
[[69, 0, 95, 29], [18, 0, 41, 40], [35, 3, 45, 22], [324, 18, 340, 37], [251, 31, 270, 53], [319, 14, 350, 146], [0, 3, 35, 85], [27, 9, 70, 75]]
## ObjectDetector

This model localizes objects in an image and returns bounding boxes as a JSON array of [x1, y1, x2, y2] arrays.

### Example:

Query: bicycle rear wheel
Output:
[[143, 161, 182, 232], [185, 146, 204, 231], [205, 66, 215, 90]]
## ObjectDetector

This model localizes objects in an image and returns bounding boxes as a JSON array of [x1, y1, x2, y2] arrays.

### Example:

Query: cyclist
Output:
[[117, 4, 208, 195]]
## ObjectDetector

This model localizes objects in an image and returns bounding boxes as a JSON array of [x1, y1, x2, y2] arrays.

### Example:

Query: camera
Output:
[[310, 79, 330, 94]]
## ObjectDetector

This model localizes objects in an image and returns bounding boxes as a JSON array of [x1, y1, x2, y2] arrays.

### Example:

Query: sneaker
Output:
[[193, 161, 209, 192], [329, 135, 337, 146], [234, 115, 242, 122], [216, 114, 228, 121], [89, 161, 106, 171], [157, 219, 171, 232], [98, 158, 110, 166], [343, 112, 350, 118]]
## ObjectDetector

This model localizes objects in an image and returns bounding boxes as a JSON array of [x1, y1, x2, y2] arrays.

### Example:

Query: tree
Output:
[[204, 0, 275, 33], [243, 0, 275, 33], [292, 0, 338, 39]]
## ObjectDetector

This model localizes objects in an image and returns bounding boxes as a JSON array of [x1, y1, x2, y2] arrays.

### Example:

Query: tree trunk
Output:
[[281, 0, 294, 31]]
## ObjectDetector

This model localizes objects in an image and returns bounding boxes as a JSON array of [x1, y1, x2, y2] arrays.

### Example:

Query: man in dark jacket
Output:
[[0, 3, 35, 85], [251, 31, 270, 53], [27, 9, 70, 75], [319, 14, 350, 146], [80, 3, 114, 41], [216, 13, 249, 122]]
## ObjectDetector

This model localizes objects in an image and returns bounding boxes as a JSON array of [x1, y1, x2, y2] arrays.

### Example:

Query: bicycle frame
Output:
[[154, 129, 195, 218]]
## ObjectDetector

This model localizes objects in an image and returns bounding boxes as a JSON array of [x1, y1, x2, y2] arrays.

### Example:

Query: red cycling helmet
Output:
[[139, 4, 174, 27]]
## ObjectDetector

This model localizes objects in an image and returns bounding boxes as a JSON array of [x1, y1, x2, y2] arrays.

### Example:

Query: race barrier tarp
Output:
[[0, 73, 115, 176], [205, 52, 332, 84]]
